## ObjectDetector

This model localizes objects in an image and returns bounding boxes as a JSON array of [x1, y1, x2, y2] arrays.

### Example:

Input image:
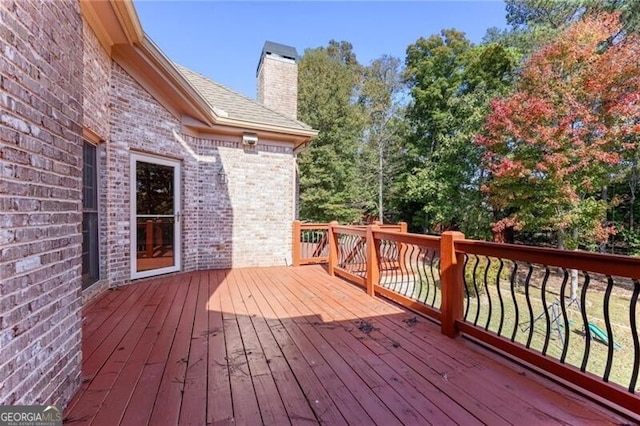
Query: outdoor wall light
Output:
[[217, 166, 228, 184], [242, 132, 258, 146]]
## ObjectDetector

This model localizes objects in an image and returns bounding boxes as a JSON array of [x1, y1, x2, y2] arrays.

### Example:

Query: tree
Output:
[[357, 55, 405, 222], [297, 41, 366, 223], [400, 30, 518, 237], [506, 0, 640, 38], [479, 12, 640, 250]]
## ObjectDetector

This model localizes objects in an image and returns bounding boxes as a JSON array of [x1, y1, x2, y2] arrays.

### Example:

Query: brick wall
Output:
[[185, 136, 295, 269], [81, 18, 111, 301], [0, 0, 83, 406], [82, 20, 110, 141], [257, 55, 298, 119], [110, 66, 296, 276], [107, 63, 194, 286]]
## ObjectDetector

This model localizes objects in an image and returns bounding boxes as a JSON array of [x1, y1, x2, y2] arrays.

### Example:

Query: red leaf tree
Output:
[[478, 12, 640, 249]]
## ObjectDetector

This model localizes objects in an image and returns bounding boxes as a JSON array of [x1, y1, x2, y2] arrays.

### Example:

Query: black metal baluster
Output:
[[380, 240, 389, 289], [484, 257, 493, 331], [525, 264, 535, 349], [323, 230, 329, 256], [399, 244, 411, 297], [431, 256, 440, 308], [473, 255, 481, 326], [423, 248, 432, 304], [415, 245, 426, 303], [418, 249, 432, 305], [629, 279, 639, 393], [559, 269, 570, 363], [603, 276, 615, 382], [580, 273, 591, 372], [391, 239, 400, 292], [484, 256, 493, 331], [541, 267, 552, 355], [410, 244, 420, 300], [464, 255, 471, 321], [359, 236, 367, 278], [509, 261, 519, 342], [496, 259, 505, 336], [425, 255, 442, 307]]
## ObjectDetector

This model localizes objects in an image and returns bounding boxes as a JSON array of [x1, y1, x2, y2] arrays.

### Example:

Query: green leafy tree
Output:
[[357, 55, 406, 222], [400, 30, 518, 237], [297, 41, 366, 223]]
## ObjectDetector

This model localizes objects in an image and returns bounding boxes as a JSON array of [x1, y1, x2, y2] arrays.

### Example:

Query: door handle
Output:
[[176, 211, 181, 223]]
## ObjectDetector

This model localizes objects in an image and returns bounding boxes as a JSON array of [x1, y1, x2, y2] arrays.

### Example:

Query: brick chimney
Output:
[[257, 41, 298, 119]]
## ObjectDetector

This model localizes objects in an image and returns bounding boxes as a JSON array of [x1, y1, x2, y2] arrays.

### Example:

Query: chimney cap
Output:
[[257, 41, 299, 75]]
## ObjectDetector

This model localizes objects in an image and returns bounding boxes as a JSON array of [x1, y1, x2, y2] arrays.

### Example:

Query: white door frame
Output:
[[130, 152, 182, 280]]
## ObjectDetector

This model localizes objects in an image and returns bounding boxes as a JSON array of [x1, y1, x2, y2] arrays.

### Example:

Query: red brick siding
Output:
[[109, 65, 296, 277], [0, 0, 83, 406], [183, 135, 295, 269], [107, 63, 196, 285], [82, 20, 110, 141], [81, 19, 111, 301]]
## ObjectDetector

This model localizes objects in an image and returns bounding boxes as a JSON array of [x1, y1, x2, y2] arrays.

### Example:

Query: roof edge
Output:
[[82, 0, 317, 142]]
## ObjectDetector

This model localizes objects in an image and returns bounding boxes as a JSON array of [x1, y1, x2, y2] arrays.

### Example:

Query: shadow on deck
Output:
[[64, 265, 626, 425]]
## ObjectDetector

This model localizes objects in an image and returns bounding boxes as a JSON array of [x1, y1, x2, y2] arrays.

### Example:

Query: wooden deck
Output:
[[64, 265, 627, 425]]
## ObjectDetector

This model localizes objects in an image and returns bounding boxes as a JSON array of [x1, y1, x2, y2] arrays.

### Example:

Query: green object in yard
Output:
[[587, 322, 622, 350]]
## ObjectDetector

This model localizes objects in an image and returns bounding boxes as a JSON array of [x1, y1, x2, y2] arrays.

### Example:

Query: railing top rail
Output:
[[299, 223, 330, 229], [456, 239, 640, 279], [333, 225, 367, 237], [372, 229, 440, 249]]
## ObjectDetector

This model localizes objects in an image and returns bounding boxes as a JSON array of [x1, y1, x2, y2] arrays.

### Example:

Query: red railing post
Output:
[[365, 224, 380, 297], [292, 220, 301, 266], [440, 231, 465, 338], [327, 221, 339, 276], [398, 222, 408, 233]]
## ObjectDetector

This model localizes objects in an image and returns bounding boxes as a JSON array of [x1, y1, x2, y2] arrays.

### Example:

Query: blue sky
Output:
[[134, 1, 509, 99]]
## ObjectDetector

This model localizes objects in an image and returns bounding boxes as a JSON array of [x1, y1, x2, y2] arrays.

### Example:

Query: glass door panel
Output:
[[131, 154, 181, 279]]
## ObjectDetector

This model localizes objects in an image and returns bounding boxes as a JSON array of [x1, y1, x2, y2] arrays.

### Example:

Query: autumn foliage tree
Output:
[[478, 12, 640, 249]]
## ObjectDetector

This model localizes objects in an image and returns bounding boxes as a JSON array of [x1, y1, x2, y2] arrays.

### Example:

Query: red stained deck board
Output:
[[247, 269, 349, 425], [65, 280, 164, 421], [251, 268, 387, 426], [290, 266, 621, 425], [225, 269, 291, 426], [94, 277, 181, 426], [117, 275, 191, 426], [178, 272, 209, 426], [217, 272, 263, 425], [290, 268, 546, 421], [231, 269, 319, 425], [285, 267, 507, 425], [275, 268, 457, 426], [205, 269, 234, 425], [64, 266, 630, 426], [148, 274, 199, 426]]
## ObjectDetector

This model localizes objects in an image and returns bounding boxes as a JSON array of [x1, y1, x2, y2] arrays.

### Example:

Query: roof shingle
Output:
[[175, 64, 312, 132]]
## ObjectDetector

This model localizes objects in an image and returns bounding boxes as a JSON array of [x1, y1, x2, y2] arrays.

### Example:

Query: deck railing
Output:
[[291, 221, 640, 416], [292, 222, 330, 265]]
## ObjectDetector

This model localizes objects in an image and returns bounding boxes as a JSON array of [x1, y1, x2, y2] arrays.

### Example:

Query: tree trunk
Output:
[[630, 159, 637, 232], [557, 228, 566, 250], [378, 140, 384, 223], [558, 228, 579, 300], [570, 228, 579, 301]]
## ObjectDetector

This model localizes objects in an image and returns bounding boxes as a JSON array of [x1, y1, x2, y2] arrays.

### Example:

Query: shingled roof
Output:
[[175, 64, 312, 132]]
